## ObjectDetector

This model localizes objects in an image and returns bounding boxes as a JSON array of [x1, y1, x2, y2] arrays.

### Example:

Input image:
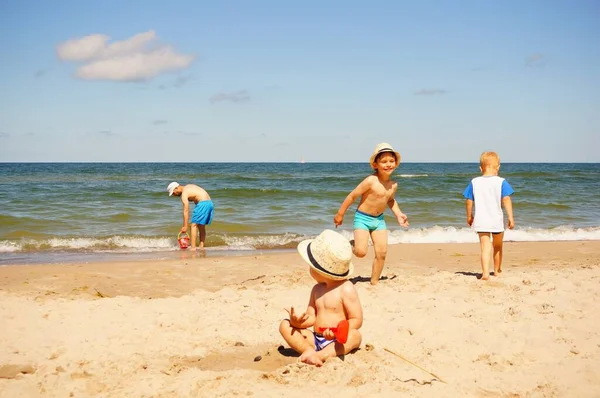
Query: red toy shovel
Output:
[[318, 320, 350, 344]]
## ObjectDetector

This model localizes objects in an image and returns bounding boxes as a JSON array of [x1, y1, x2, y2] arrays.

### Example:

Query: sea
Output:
[[1, 162, 598, 265]]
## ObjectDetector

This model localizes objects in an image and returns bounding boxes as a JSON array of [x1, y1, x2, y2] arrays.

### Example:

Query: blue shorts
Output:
[[313, 332, 336, 351], [353, 210, 386, 232], [191, 200, 214, 225]]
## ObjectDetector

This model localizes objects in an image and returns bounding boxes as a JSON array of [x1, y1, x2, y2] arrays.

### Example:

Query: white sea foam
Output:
[[387, 226, 600, 244], [0, 236, 174, 253], [220, 233, 300, 250], [219, 226, 600, 248], [397, 174, 429, 178], [0, 227, 598, 253], [0, 241, 20, 253]]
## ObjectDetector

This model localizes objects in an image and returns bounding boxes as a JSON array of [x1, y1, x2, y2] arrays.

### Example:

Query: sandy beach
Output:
[[1, 241, 599, 397]]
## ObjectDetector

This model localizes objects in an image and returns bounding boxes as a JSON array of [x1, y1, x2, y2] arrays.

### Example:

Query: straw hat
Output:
[[297, 229, 354, 281], [369, 143, 401, 169]]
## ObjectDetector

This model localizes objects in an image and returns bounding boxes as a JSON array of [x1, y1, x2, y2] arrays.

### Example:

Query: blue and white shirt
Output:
[[463, 176, 514, 233]]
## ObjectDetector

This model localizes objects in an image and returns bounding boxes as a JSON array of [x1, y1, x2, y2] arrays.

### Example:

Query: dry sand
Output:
[[1, 241, 599, 397]]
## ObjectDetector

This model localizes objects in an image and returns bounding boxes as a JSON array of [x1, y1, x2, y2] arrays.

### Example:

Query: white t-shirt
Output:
[[463, 176, 514, 233]]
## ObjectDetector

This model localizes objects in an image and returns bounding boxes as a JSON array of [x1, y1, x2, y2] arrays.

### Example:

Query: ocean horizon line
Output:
[[1, 161, 598, 165]]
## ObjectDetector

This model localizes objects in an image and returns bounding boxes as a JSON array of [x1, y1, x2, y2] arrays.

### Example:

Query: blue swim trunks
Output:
[[353, 210, 386, 232], [312, 332, 336, 351], [191, 200, 214, 225]]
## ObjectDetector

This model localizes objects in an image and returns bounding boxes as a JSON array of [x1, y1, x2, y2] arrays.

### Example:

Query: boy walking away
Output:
[[279, 229, 363, 367], [463, 152, 515, 280], [167, 182, 214, 250], [333, 143, 409, 285]]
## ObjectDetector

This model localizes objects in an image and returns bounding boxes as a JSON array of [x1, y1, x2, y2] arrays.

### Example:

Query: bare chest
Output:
[[314, 292, 344, 313], [370, 181, 395, 201]]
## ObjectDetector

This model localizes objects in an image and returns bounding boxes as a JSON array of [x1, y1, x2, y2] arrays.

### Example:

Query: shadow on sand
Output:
[[350, 275, 397, 284], [455, 271, 497, 280], [277, 345, 300, 358]]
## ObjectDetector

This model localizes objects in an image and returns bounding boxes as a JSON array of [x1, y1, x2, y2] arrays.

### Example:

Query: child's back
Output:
[[463, 152, 515, 280], [466, 175, 511, 233]]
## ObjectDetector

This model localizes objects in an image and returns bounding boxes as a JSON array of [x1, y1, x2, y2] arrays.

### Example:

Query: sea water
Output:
[[1, 162, 598, 264]]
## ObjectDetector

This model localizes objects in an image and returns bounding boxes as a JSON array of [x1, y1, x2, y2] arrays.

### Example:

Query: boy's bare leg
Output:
[[278, 320, 318, 363], [477, 232, 492, 280], [370, 230, 388, 285], [352, 229, 370, 258], [304, 329, 362, 366], [492, 232, 504, 275], [198, 224, 206, 249], [190, 224, 198, 250]]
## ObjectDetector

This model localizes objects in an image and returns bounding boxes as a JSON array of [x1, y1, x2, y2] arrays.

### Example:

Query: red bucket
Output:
[[178, 232, 190, 249]]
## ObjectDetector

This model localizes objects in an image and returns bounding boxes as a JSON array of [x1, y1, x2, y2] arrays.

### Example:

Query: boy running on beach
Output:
[[463, 151, 515, 280], [167, 182, 214, 250], [279, 229, 363, 367], [333, 143, 409, 285]]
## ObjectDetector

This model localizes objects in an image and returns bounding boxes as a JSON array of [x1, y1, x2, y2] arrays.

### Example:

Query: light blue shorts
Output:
[[313, 332, 336, 351], [353, 210, 386, 232], [191, 200, 214, 225]]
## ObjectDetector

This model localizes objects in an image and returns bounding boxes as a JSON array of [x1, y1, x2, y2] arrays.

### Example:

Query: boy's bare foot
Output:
[[300, 348, 324, 367], [481, 275, 490, 281]]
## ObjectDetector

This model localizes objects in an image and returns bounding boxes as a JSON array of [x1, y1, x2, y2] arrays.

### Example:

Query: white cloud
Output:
[[56, 30, 194, 81], [76, 47, 193, 81]]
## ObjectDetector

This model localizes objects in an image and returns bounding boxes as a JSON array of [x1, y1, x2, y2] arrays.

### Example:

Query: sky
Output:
[[0, 0, 599, 162]]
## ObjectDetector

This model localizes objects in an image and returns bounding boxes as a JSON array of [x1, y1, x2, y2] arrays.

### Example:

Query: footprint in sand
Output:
[[0, 364, 36, 379]]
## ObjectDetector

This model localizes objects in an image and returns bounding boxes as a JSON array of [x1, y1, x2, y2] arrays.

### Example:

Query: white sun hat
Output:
[[167, 181, 180, 196], [297, 229, 354, 281], [369, 143, 401, 169]]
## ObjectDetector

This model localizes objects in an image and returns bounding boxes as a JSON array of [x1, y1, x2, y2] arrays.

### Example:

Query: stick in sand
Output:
[[384, 348, 446, 384]]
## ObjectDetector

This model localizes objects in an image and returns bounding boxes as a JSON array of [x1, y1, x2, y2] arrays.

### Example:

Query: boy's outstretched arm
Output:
[[502, 196, 515, 229], [387, 193, 408, 227], [334, 177, 373, 227], [465, 199, 474, 226], [341, 282, 363, 330]]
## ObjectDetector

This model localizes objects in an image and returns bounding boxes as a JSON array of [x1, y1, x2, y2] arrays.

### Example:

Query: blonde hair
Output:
[[479, 151, 500, 170]]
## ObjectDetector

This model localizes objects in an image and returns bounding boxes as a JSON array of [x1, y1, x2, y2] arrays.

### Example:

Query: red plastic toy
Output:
[[318, 319, 349, 344], [178, 232, 190, 249]]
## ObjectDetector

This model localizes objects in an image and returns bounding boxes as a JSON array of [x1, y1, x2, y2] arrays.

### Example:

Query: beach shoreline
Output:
[[0, 247, 289, 267], [1, 240, 598, 297], [1, 241, 599, 397], [1, 237, 598, 266]]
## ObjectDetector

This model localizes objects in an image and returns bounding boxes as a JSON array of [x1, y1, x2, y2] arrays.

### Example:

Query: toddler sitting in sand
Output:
[[279, 229, 363, 366]]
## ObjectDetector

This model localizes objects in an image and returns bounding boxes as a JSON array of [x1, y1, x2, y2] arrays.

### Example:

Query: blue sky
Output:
[[1, 0, 598, 162]]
